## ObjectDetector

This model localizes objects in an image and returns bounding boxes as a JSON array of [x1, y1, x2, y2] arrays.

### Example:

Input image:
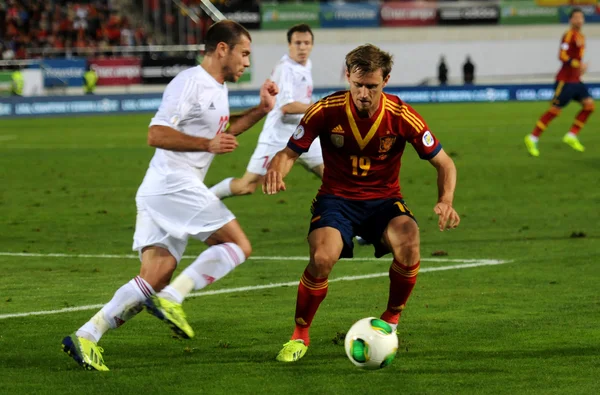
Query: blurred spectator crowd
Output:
[[1, 0, 499, 60], [0, 0, 153, 60]]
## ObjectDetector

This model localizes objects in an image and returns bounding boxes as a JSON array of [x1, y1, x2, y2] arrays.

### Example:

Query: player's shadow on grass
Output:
[[400, 367, 504, 375], [579, 158, 600, 169], [421, 234, 599, 245], [420, 346, 600, 361]]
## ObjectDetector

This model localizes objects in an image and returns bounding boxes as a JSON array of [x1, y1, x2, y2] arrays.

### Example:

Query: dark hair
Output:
[[204, 20, 251, 54], [345, 44, 394, 79], [287, 24, 314, 44], [570, 7, 584, 19]]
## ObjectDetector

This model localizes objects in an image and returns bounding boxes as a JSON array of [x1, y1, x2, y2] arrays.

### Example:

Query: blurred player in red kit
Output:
[[525, 8, 593, 157]]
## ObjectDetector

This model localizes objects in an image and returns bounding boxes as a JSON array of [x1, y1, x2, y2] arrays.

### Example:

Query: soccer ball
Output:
[[344, 317, 398, 370]]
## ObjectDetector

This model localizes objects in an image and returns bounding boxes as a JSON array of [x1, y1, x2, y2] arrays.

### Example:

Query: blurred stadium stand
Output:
[[2, 0, 600, 101], [1, 0, 506, 61]]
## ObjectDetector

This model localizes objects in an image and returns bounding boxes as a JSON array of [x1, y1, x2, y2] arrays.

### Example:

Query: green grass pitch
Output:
[[1, 102, 599, 394]]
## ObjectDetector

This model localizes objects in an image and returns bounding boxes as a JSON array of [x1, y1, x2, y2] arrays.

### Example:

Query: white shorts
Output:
[[246, 138, 323, 176], [132, 186, 235, 262]]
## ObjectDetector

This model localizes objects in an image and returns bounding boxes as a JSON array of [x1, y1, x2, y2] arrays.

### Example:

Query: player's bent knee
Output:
[[311, 249, 337, 277], [391, 240, 420, 267], [230, 174, 262, 196], [235, 239, 252, 259], [139, 250, 177, 291], [584, 101, 595, 111], [232, 180, 258, 196], [241, 243, 252, 260], [242, 182, 259, 195], [240, 172, 264, 195], [237, 180, 259, 195]]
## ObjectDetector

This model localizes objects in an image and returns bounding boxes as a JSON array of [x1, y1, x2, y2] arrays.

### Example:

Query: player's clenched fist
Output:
[[433, 202, 460, 232], [259, 79, 279, 114], [263, 169, 286, 195], [208, 133, 238, 154]]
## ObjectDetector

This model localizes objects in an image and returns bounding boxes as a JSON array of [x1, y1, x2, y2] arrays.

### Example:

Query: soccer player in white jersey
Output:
[[210, 24, 323, 199], [61, 20, 279, 371]]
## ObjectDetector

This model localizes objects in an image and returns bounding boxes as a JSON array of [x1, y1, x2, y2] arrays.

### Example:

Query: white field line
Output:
[[0, 251, 503, 264], [0, 259, 509, 320]]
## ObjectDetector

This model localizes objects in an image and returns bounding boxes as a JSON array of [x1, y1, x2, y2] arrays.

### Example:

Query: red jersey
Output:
[[287, 91, 442, 200], [556, 29, 585, 83]]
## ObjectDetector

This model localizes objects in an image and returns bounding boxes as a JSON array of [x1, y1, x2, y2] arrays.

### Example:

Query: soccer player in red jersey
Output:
[[525, 8, 593, 157], [264, 44, 461, 362]]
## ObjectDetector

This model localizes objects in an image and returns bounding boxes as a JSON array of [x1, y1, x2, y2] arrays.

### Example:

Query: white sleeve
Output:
[[150, 76, 201, 130], [275, 64, 295, 108], [281, 113, 303, 125]]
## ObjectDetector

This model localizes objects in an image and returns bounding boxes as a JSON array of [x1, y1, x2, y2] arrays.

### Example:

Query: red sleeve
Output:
[[559, 31, 580, 67], [287, 101, 324, 154], [400, 102, 442, 160], [559, 33, 570, 63]]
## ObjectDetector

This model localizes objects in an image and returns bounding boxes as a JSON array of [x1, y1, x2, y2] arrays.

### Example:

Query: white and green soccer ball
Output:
[[344, 317, 398, 370]]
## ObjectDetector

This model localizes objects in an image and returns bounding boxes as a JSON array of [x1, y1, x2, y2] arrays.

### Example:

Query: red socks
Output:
[[532, 108, 560, 137], [569, 109, 593, 135], [380, 260, 420, 325], [290, 260, 419, 344], [291, 269, 328, 346], [532, 105, 594, 137]]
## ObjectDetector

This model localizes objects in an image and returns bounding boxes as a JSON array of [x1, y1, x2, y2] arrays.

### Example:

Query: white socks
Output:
[[75, 243, 246, 343], [528, 134, 539, 142], [566, 131, 578, 139], [158, 243, 246, 304], [210, 177, 234, 199], [77, 276, 154, 343]]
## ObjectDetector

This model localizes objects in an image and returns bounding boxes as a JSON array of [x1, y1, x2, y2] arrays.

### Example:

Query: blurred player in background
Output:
[[264, 44, 460, 362], [210, 24, 323, 199], [61, 20, 278, 371], [525, 8, 593, 157]]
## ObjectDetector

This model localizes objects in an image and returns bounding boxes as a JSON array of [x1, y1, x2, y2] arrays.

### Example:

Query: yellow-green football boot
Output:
[[563, 133, 585, 152], [524, 135, 540, 157], [144, 295, 194, 339], [61, 333, 109, 371], [276, 339, 308, 362]]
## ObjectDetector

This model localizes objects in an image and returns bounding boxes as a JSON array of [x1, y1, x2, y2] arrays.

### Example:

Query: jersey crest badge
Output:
[[331, 134, 344, 148], [379, 135, 396, 154]]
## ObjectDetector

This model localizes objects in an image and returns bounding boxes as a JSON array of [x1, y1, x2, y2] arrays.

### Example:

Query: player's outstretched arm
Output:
[[263, 147, 300, 195], [148, 125, 238, 154], [227, 80, 279, 136], [428, 148, 460, 231], [281, 101, 311, 115]]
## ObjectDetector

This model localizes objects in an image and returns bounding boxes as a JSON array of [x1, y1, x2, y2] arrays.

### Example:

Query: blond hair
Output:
[[345, 44, 394, 78]]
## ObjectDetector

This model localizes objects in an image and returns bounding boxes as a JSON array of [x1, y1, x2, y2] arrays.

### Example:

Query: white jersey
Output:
[[258, 54, 313, 147], [137, 66, 230, 196]]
